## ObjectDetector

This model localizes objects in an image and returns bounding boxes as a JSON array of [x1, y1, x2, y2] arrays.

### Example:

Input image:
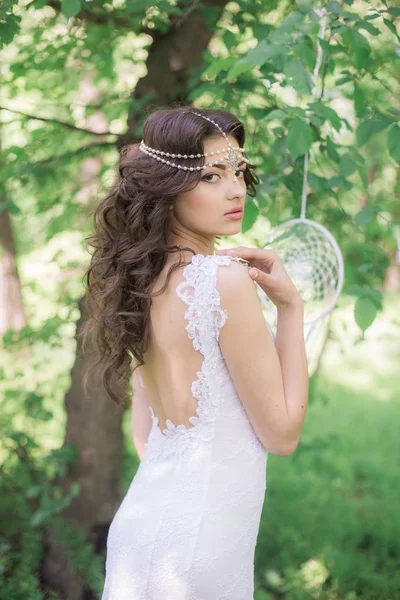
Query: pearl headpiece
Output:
[[138, 110, 249, 183]]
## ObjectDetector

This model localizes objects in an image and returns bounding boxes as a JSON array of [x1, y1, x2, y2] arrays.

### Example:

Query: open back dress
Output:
[[101, 253, 274, 600]]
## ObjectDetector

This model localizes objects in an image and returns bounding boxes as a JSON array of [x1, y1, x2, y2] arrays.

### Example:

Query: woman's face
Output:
[[171, 134, 247, 240]]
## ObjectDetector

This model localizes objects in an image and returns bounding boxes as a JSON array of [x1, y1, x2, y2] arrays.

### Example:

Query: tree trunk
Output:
[[42, 297, 126, 600], [0, 204, 26, 336], [118, 0, 229, 147]]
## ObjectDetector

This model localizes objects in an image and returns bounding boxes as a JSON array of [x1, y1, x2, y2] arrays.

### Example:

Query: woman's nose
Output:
[[228, 178, 245, 197]]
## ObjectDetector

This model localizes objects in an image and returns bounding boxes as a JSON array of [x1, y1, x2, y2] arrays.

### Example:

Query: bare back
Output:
[[137, 256, 205, 432]]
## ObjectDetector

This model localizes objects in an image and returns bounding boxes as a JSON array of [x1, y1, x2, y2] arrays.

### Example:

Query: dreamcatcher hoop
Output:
[[257, 217, 344, 346]]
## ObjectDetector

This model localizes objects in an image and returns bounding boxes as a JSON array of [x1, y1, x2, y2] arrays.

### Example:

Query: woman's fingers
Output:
[[217, 246, 273, 261], [217, 246, 277, 272]]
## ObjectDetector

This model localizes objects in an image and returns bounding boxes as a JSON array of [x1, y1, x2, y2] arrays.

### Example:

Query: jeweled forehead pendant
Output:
[[138, 110, 249, 183]]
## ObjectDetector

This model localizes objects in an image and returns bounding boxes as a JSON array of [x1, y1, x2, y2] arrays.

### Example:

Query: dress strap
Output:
[[176, 254, 238, 355]]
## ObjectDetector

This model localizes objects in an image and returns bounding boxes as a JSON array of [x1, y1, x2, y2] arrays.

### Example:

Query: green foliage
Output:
[[0, 268, 101, 597], [0, 1, 399, 597], [199, 0, 398, 331], [253, 296, 400, 599]]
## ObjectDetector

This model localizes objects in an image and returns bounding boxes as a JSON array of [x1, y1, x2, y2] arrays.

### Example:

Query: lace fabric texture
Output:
[[101, 254, 270, 600]]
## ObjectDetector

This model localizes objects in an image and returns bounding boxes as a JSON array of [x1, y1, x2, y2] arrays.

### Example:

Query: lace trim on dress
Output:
[[144, 254, 243, 459]]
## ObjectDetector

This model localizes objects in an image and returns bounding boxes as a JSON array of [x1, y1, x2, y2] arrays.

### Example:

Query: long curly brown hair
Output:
[[79, 105, 260, 407]]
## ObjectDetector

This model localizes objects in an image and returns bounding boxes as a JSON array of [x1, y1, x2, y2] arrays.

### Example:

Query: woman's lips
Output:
[[224, 210, 243, 220]]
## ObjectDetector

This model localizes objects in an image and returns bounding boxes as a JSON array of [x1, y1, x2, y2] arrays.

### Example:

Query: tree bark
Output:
[[117, 0, 229, 148], [0, 203, 26, 336], [42, 297, 126, 600]]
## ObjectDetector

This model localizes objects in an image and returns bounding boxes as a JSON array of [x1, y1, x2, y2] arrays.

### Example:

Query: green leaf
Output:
[[355, 205, 375, 226], [356, 115, 394, 145], [326, 137, 341, 163], [326, 1, 342, 15], [223, 30, 237, 50], [342, 29, 371, 69], [283, 56, 313, 95], [61, 0, 81, 18], [293, 41, 315, 70], [278, 10, 304, 33], [319, 39, 344, 54], [309, 102, 342, 132], [0, 199, 21, 215], [355, 19, 380, 36], [126, 0, 159, 9], [242, 198, 259, 233], [335, 76, 353, 85], [364, 13, 380, 21], [262, 109, 287, 121], [307, 172, 329, 192], [383, 18, 400, 41], [200, 5, 220, 28], [351, 30, 371, 68], [226, 59, 253, 79], [287, 117, 313, 161], [295, 0, 313, 13], [0, 15, 20, 45], [204, 57, 235, 78], [354, 296, 377, 331], [357, 163, 368, 189], [245, 41, 277, 67], [386, 8, 400, 17], [387, 125, 400, 163], [339, 154, 357, 177], [354, 81, 367, 118], [327, 174, 351, 189]]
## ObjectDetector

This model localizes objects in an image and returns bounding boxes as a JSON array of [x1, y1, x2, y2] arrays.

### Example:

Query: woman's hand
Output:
[[216, 246, 302, 309]]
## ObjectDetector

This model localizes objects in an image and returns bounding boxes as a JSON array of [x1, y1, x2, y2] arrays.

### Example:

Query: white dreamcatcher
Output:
[[258, 6, 345, 370]]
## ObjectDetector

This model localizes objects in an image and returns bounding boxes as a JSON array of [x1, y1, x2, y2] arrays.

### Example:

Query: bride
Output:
[[80, 105, 309, 599]]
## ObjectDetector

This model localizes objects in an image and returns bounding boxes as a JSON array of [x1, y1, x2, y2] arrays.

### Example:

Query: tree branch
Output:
[[0, 106, 119, 137], [17, 141, 117, 170]]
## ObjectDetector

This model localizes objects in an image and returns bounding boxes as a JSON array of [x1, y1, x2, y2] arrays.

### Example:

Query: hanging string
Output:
[[300, 5, 328, 219]]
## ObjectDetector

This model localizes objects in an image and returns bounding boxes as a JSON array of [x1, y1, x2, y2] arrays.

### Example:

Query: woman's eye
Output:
[[202, 170, 246, 182], [202, 173, 219, 182]]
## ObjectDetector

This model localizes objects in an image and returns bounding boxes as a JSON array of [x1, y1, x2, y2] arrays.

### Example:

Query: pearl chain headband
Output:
[[138, 110, 249, 183]]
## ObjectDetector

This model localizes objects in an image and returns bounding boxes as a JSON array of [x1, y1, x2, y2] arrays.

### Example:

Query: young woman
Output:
[[81, 105, 309, 599]]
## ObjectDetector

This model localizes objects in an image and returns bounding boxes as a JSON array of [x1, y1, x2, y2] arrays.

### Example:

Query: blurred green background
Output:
[[1, 0, 399, 599]]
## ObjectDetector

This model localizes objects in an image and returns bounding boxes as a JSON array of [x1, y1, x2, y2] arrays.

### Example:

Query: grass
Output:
[[253, 293, 400, 599]]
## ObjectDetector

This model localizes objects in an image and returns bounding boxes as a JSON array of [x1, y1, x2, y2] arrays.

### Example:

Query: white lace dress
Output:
[[101, 253, 272, 600]]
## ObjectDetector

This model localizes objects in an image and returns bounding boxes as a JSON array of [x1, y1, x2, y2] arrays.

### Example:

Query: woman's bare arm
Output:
[[275, 299, 309, 445], [218, 261, 308, 456]]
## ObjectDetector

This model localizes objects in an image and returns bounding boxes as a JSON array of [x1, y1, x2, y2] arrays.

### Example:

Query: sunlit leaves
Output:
[[387, 125, 400, 163], [308, 102, 342, 132], [341, 28, 372, 69], [287, 117, 313, 161], [356, 114, 394, 145], [283, 56, 313, 95], [263, 109, 288, 122]]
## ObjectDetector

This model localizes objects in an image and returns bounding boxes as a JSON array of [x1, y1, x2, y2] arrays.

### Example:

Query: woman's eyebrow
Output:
[[204, 160, 246, 170]]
